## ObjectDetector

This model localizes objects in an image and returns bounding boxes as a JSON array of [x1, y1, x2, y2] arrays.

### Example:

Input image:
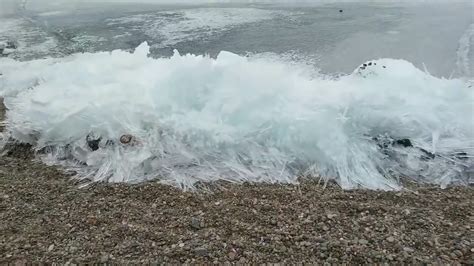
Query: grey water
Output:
[[1, 1, 473, 77]]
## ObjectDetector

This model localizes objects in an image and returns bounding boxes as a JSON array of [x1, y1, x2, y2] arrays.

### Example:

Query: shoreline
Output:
[[0, 98, 473, 263], [0, 155, 472, 264]]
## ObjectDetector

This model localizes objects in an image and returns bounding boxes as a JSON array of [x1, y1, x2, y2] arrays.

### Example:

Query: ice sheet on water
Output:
[[0, 18, 60, 60], [106, 8, 287, 48], [0, 42, 472, 190]]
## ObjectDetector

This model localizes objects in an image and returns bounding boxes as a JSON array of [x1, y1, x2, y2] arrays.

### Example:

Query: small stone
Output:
[[359, 239, 369, 245], [195, 247, 208, 257], [314, 237, 324, 243], [178, 243, 185, 248], [228, 251, 237, 260], [48, 244, 55, 251], [403, 247, 414, 253], [190, 217, 202, 230], [453, 250, 463, 257], [100, 254, 109, 263], [322, 225, 329, 231], [86, 216, 98, 226], [300, 241, 311, 247], [387, 236, 395, 243], [65, 170, 77, 176]]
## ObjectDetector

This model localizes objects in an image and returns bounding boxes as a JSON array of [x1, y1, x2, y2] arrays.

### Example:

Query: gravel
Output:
[[0, 156, 472, 264]]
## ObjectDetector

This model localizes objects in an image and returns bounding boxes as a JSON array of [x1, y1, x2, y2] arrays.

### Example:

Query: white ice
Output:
[[0, 42, 472, 190]]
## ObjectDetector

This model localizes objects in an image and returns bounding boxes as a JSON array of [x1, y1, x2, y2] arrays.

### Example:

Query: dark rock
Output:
[[6, 41, 17, 49], [394, 139, 413, 147], [86, 134, 101, 151], [454, 152, 468, 160], [419, 148, 436, 160]]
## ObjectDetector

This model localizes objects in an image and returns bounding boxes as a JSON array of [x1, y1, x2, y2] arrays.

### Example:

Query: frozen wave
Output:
[[0, 42, 472, 190]]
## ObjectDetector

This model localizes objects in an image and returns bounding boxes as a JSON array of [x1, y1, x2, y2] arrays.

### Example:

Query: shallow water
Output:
[[1, 1, 473, 77]]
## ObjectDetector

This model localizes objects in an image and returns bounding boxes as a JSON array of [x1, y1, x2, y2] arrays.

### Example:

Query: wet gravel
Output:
[[0, 155, 473, 264]]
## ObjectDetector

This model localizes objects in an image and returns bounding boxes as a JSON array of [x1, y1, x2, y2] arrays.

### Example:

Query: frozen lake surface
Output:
[[1, 1, 473, 77]]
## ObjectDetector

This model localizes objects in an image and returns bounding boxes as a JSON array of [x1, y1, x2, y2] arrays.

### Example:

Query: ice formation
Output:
[[106, 8, 285, 48], [0, 42, 472, 190]]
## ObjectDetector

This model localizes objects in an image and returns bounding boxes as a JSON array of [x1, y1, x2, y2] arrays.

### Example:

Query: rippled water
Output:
[[1, 1, 473, 77]]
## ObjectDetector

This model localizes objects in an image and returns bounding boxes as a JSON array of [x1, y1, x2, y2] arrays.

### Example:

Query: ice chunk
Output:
[[133, 41, 150, 58]]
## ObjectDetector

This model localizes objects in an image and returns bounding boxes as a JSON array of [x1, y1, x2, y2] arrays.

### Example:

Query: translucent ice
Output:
[[0, 43, 472, 190]]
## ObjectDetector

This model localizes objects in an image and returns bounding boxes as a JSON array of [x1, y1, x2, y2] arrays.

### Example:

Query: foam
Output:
[[107, 8, 284, 48], [0, 42, 472, 190], [0, 17, 60, 60]]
